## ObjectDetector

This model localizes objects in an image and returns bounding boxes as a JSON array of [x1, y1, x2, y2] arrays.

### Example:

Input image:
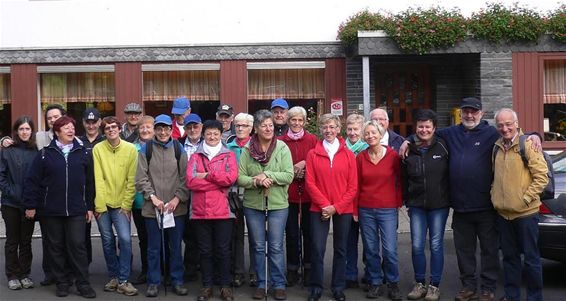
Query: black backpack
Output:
[[145, 139, 182, 175], [492, 135, 555, 200]]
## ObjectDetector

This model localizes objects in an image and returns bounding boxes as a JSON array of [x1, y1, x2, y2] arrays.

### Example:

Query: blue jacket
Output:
[[436, 121, 499, 213], [23, 139, 95, 217], [0, 144, 38, 209], [388, 130, 405, 152]]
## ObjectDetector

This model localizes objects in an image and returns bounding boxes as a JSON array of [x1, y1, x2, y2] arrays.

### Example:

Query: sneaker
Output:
[[387, 282, 402, 301], [221, 287, 235, 301], [131, 272, 146, 285], [117, 281, 138, 296], [172, 284, 188, 296], [478, 291, 495, 301], [366, 285, 382, 299], [77, 285, 97, 298], [249, 273, 257, 287], [232, 273, 246, 287], [145, 284, 159, 297], [424, 285, 440, 301], [455, 288, 478, 301], [103, 278, 119, 292], [20, 277, 34, 289], [253, 288, 267, 300], [56, 283, 70, 297], [308, 290, 322, 301], [407, 282, 427, 300], [197, 287, 213, 301], [8, 279, 22, 290], [273, 288, 287, 300], [287, 270, 298, 287]]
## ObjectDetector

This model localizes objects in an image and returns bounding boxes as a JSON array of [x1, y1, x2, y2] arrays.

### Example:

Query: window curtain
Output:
[[0, 74, 10, 104], [143, 70, 219, 101], [544, 60, 566, 104], [248, 69, 325, 100], [40, 72, 115, 103]]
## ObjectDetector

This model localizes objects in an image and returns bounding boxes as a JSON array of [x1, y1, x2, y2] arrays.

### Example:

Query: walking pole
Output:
[[263, 188, 269, 301], [297, 184, 305, 289], [160, 211, 167, 296]]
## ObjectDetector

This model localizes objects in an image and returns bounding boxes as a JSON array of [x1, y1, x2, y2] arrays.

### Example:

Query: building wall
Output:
[[479, 52, 514, 122]]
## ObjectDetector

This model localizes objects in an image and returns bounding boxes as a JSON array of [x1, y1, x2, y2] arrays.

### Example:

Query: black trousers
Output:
[[285, 202, 312, 271], [132, 208, 148, 273], [41, 215, 90, 287], [1, 205, 35, 280], [194, 219, 233, 287], [183, 218, 200, 275]]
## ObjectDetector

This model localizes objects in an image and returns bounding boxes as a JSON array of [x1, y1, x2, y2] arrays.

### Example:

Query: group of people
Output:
[[0, 96, 549, 301]]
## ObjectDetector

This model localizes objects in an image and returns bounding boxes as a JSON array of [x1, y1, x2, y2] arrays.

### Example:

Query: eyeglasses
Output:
[[235, 124, 250, 129], [321, 125, 338, 130], [154, 126, 172, 133], [259, 124, 274, 130], [104, 124, 119, 131]]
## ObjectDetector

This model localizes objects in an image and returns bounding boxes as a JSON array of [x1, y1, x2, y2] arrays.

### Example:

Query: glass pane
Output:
[[0, 74, 10, 104], [543, 103, 566, 141]]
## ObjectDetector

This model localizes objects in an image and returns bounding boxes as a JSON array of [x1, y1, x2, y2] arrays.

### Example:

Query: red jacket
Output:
[[355, 147, 402, 215], [279, 132, 318, 204], [186, 145, 238, 219], [305, 137, 358, 214], [172, 121, 185, 140]]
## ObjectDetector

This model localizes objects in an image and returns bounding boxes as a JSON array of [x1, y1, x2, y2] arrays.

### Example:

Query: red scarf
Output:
[[236, 136, 251, 148]]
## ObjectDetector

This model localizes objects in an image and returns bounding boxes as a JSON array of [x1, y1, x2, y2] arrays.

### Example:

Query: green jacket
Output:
[[93, 139, 138, 213], [238, 140, 294, 211]]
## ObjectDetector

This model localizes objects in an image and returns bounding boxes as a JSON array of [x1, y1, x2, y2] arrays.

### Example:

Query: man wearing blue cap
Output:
[[271, 98, 289, 137], [171, 97, 192, 140], [179, 113, 203, 158]]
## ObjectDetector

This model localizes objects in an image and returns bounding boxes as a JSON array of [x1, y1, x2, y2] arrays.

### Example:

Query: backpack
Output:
[[492, 135, 555, 200], [146, 139, 182, 175]]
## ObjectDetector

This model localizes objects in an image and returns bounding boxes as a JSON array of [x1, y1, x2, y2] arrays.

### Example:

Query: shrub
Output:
[[337, 10, 389, 47], [547, 5, 566, 43]]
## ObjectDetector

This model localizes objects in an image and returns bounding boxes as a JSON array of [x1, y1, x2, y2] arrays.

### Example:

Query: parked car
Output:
[[538, 151, 566, 263]]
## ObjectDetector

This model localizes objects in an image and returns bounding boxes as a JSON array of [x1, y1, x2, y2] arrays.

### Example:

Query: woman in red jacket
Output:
[[305, 114, 358, 301], [278, 106, 318, 286], [356, 120, 402, 300]]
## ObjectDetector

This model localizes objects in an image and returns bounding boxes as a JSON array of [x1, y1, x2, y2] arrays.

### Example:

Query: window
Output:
[[543, 60, 566, 141]]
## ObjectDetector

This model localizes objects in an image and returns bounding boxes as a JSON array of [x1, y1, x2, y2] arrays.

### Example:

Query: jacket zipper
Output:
[[422, 155, 427, 208]]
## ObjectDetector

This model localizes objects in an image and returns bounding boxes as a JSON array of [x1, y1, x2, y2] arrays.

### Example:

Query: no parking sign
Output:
[[331, 98, 343, 116]]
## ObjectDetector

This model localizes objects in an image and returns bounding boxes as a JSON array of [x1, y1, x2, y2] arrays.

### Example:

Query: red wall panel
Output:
[[324, 58, 347, 115], [115, 63, 142, 122], [10, 64, 38, 126], [220, 60, 248, 115]]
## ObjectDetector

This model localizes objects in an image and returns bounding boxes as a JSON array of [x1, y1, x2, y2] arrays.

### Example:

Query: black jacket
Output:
[[402, 137, 450, 209], [0, 144, 38, 209], [23, 138, 94, 217]]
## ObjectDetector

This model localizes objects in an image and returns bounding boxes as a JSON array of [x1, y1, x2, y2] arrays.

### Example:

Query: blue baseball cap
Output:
[[171, 97, 191, 115], [154, 114, 173, 126], [183, 113, 202, 126], [271, 98, 289, 110]]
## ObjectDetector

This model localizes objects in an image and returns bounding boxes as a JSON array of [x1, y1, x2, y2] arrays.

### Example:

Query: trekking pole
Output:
[[298, 183, 305, 289], [160, 211, 167, 296], [263, 188, 269, 301]]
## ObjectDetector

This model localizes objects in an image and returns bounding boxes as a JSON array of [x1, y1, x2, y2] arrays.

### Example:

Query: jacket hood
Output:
[[194, 142, 232, 156], [312, 136, 347, 157]]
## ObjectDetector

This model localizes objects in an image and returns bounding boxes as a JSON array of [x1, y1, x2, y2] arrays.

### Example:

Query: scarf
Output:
[[286, 128, 305, 141], [346, 138, 368, 156], [236, 136, 251, 148], [323, 138, 340, 164], [55, 139, 73, 159], [203, 142, 222, 161], [248, 134, 277, 166]]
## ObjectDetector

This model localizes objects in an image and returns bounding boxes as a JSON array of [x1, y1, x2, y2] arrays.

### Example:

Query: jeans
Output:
[[310, 212, 351, 294], [408, 207, 449, 285], [285, 202, 311, 271], [194, 219, 233, 287], [244, 207, 288, 290], [358, 208, 399, 285], [345, 220, 369, 282], [452, 210, 499, 293], [145, 215, 186, 286], [132, 208, 148, 274], [497, 214, 543, 301], [1, 205, 35, 280], [96, 208, 133, 282]]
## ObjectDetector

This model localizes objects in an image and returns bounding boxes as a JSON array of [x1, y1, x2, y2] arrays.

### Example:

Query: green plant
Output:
[[468, 3, 546, 43], [337, 10, 389, 47], [386, 7, 467, 54], [547, 6, 566, 43], [304, 106, 320, 138]]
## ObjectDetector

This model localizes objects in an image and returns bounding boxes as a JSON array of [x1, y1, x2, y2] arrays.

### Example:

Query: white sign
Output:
[[331, 99, 343, 116]]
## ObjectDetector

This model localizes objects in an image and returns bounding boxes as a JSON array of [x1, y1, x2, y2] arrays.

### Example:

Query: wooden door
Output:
[[374, 65, 432, 137]]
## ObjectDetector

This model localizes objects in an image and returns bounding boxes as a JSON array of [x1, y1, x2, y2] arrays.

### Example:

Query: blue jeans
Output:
[[310, 212, 351, 294], [96, 208, 133, 282], [145, 215, 186, 286], [345, 220, 369, 282], [244, 207, 288, 290], [358, 208, 399, 285], [408, 207, 449, 285], [497, 214, 543, 301]]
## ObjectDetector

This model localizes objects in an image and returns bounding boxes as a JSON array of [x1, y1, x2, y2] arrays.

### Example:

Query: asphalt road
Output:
[[0, 232, 565, 301]]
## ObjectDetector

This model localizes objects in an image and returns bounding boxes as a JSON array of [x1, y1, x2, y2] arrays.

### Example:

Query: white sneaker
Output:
[[8, 279, 22, 290], [424, 285, 440, 301], [20, 277, 34, 289]]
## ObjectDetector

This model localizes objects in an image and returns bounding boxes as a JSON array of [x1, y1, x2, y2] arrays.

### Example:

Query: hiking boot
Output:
[[221, 287, 235, 301], [333, 290, 346, 301], [274, 288, 287, 300], [20, 277, 34, 289], [455, 288, 478, 301], [77, 285, 97, 298], [366, 285, 382, 299], [103, 278, 119, 292], [56, 283, 70, 297], [232, 273, 246, 287], [407, 282, 427, 300], [253, 288, 267, 299], [287, 270, 299, 287], [249, 273, 257, 287], [478, 291, 495, 301], [424, 285, 440, 301], [8, 279, 22, 290], [172, 284, 188, 296], [387, 282, 402, 301], [131, 272, 146, 285], [117, 281, 138, 296], [197, 287, 213, 301], [145, 284, 159, 297], [308, 290, 322, 301]]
